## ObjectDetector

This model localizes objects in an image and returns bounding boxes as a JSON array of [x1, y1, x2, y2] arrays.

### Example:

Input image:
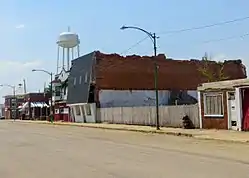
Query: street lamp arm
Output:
[[32, 69, 52, 75], [0, 84, 15, 89], [120, 25, 158, 43], [121, 26, 153, 37]]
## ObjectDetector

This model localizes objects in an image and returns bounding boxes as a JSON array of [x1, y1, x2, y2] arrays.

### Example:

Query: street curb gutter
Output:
[[18, 120, 194, 138], [78, 124, 249, 143], [75, 124, 194, 138], [12, 120, 249, 144]]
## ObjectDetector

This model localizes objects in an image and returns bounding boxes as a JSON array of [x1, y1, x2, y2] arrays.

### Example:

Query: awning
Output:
[[18, 102, 29, 110], [31, 102, 49, 108], [18, 102, 49, 111]]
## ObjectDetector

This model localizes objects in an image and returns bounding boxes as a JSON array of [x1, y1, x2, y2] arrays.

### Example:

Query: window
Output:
[[204, 93, 223, 117], [55, 86, 61, 96], [228, 92, 235, 100], [85, 72, 88, 83], [11, 102, 16, 108], [79, 75, 82, 84], [75, 106, 81, 116], [63, 87, 67, 95], [55, 109, 59, 114], [11, 99, 16, 107], [73, 77, 76, 86]]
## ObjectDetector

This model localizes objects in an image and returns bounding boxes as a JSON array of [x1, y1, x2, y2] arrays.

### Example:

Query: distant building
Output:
[[3, 94, 25, 119], [0, 104, 4, 117], [3, 93, 49, 120], [52, 68, 70, 122]]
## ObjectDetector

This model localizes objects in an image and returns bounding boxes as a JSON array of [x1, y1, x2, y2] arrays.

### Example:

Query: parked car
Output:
[[0, 116, 5, 120]]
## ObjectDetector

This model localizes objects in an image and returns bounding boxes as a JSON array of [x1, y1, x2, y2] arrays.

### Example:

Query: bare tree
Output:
[[198, 52, 228, 82]]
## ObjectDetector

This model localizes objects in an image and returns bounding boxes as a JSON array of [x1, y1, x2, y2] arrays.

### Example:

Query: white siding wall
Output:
[[70, 103, 96, 123], [99, 90, 198, 108], [99, 90, 171, 107], [97, 105, 199, 128]]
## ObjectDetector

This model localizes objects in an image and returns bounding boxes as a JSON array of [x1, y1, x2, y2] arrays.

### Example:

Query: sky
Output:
[[0, 0, 249, 103]]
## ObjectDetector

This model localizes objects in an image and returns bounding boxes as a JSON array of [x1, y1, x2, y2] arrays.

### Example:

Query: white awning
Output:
[[18, 102, 49, 111], [31, 102, 49, 108], [18, 102, 29, 111]]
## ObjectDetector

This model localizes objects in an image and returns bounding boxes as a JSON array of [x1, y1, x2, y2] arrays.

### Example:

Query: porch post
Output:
[[197, 91, 202, 129], [79, 105, 85, 123], [72, 106, 77, 122], [235, 87, 242, 131]]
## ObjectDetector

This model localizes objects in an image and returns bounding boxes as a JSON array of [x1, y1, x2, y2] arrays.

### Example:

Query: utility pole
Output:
[[32, 69, 54, 122], [153, 32, 160, 130], [120, 26, 160, 130], [23, 79, 27, 94], [13, 86, 16, 121]]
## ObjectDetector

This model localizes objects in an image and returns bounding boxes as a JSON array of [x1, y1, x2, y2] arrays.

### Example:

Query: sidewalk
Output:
[[16, 120, 249, 143]]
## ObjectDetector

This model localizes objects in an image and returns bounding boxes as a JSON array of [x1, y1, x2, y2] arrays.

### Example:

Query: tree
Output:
[[198, 52, 229, 82], [44, 84, 52, 95]]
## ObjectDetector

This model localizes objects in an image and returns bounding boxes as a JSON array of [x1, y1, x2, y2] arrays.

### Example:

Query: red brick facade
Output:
[[4, 93, 49, 119], [95, 52, 246, 90]]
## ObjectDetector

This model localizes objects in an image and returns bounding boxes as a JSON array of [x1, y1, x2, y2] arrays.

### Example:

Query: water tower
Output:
[[56, 27, 80, 74]]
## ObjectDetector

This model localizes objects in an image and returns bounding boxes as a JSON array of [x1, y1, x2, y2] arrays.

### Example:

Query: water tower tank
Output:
[[57, 32, 80, 48]]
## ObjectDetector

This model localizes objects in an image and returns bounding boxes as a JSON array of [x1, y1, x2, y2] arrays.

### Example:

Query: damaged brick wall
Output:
[[95, 52, 247, 90]]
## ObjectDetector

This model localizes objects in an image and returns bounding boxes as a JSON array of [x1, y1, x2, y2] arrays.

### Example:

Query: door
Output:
[[227, 92, 238, 130], [242, 89, 249, 131]]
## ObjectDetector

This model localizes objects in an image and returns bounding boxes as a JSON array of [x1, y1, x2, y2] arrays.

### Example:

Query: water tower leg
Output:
[[77, 45, 80, 57], [62, 48, 65, 70], [56, 46, 60, 74], [67, 48, 70, 71]]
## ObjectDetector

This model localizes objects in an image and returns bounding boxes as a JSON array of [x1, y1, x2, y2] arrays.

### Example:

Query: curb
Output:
[[16, 120, 194, 138], [192, 135, 249, 144], [9, 120, 249, 144]]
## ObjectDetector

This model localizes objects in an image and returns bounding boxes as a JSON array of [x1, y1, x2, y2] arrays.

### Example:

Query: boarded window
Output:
[[79, 75, 82, 84], [75, 106, 81, 116], [73, 78, 76, 86], [204, 93, 223, 116], [85, 72, 88, 83], [85, 104, 91, 115]]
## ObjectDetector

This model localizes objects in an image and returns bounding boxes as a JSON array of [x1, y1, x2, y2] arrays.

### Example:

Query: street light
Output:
[[0, 84, 17, 120], [32, 69, 53, 117], [120, 25, 160, 130]]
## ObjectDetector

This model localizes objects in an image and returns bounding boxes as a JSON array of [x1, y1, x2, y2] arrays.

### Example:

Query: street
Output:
[[0, 121, 249, 178]]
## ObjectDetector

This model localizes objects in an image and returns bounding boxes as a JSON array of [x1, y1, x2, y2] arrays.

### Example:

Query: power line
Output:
[[121, 32, 249, 56], [158, 16, 249, 35], [120, 36, 149, 55], [120, 16, 249, 54], [202, 32, 249, 44]]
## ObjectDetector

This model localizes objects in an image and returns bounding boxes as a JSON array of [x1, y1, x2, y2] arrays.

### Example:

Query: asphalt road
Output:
[[0, 121, 249, 178]]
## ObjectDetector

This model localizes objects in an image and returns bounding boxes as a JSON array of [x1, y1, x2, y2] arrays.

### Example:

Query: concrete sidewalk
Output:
[[13, 120, 249, 143]]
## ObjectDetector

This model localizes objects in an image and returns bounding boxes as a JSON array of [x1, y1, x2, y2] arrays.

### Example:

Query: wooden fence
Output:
[[96, 104, 199, 128]]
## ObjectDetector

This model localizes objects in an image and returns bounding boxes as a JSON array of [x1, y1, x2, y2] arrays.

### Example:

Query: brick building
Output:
[[4, 94, 25, 119], [4, 93, 50, 120], [66, 51, 247, 123]]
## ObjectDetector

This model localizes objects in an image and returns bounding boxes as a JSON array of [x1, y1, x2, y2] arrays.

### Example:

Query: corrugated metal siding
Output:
[[67, 52, 95, 104]]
